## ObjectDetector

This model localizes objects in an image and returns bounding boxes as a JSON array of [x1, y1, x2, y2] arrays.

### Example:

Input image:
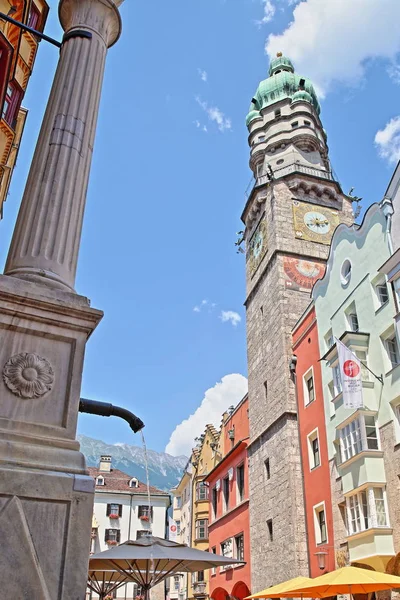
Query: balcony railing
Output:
[[193, 582, 207, 597], [244, 161, 335, 200]]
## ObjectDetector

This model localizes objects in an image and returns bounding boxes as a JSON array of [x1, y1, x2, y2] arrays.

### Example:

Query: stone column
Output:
[[0, 1, 125, 597], [5, 0, 124, 292]]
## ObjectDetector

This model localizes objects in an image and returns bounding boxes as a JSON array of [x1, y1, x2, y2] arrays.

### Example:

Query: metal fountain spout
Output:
[[79, 398, 145, 433]]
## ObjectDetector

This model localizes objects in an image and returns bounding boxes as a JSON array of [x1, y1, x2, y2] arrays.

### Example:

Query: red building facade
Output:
[[292, 304, 335, 576], [205, 395, 251, 600]]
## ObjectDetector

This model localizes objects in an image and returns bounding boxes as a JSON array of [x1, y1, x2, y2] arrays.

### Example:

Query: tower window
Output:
[[291, 121, 299, 129], [267, 519, 273, 541], [265, 458, 270, 480], [348, 313, 359, 332], [258, 135, 265, 143], [304, 120, 311, 126], [274, 109, 281, 118], [340, 260, 352, 286], [277, 159, 284, 165]]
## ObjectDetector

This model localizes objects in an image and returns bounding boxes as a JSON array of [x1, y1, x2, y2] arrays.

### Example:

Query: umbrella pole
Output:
[[144, 583, 151, 600]]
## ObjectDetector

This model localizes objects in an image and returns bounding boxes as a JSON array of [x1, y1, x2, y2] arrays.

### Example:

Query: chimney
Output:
[[99, 455, 112, 472]]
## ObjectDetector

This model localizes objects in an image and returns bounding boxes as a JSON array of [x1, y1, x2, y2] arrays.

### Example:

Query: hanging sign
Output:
[[336, 338, 363, 409], [168, 517, 178, 542]]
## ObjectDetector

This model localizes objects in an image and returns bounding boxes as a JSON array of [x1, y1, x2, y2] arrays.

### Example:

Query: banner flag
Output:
[[168, 517, 178, 542], [336, 337, 363, 409]]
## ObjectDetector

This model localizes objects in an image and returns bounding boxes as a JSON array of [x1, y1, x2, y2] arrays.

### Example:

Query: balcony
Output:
[[193, 582, 207, 598], [245, 161, 335, 199]]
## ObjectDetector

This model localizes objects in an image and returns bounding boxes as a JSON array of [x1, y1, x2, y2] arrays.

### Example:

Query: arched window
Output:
[[129, 477, 139, 488]]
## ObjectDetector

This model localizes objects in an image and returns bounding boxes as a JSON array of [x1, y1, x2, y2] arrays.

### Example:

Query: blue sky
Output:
[[0, 0, 400, 457]]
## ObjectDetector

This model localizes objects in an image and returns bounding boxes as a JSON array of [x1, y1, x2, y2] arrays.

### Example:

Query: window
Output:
[[235, 534, 244, 561], [265, 458, 270, 480], [96, 475, 104, 486], [339, 415, 379, 463], [325, 330, 334, 350], [176, 520, 181, 535], [107, 503, 122, 518], [138, 505, 153, 519], [256, 162, 264, 177], [174, 576, 180, 591], [377, 282, 389, 306], [197, 571, 205, 582], [314, 504, 327, 544], [304, 371, 315, 405], [195, 519, 208, 539], [223, 477, 230, 512], [291, 121, 299, 128], [277, 159, 284, 165], [27, 2, 40, 29], [267, 519, 273, 541], [237, 464, 245, 503], [341, 260, 352, 286], [258, 135, 265, 142], [221, 537, 233, 558], [304, 120, 311, 126], [332, 364, 342, 396], [175, 496, 182, 509], [348, 313, 359, 332], [307, 430, 320, 470], [385, 334, 400, 369], [274, 109, 281, 118], [211, 547, 217, 576], [264, 380, 268, 400], [211, 487, 217, 519], [346, 487, 388, 535], [2, 82, 23, 128], [355, 349, 370, 381], [129, 478, 138, 487], [137, 530, 152, 539], [196, 481, 209, 501], [105, 529, 120, 543]]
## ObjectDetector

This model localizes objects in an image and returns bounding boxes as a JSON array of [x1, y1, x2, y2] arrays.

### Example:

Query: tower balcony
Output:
[[245, 160, 335, 199]]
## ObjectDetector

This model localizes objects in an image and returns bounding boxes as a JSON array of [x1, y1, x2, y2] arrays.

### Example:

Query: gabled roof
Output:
[[88, 467, 168, 496]]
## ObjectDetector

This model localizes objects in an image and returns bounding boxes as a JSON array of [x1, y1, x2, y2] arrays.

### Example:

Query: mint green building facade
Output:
[[312, 200, 400, 570]]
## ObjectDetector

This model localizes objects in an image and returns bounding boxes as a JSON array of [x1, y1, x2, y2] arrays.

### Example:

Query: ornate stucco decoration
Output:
[[3, 352, 54, 399]]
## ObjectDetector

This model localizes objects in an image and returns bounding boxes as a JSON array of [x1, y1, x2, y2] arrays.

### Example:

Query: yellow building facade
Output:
[[0, 0, 48, 217], [188, 424, 220, 600]]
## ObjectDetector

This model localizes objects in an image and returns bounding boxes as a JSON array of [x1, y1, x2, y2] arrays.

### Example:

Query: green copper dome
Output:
[[246, 54, 320, 126], [291, 89, 313, 104]]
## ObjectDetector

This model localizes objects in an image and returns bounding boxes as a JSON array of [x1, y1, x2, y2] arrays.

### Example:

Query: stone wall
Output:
[[379, 420, 400, 554]]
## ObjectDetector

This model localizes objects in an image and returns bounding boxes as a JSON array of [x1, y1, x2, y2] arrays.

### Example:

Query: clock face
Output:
[[293, 201, 339, 244], [284, 257, 325, 291], [247, 218, 268, 278]]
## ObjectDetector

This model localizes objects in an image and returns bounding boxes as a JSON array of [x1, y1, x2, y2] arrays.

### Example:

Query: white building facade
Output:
[[88, 455, 170, 600]]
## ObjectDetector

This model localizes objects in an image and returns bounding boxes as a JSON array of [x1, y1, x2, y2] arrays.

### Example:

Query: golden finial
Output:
[[277, 52, 282, 57]]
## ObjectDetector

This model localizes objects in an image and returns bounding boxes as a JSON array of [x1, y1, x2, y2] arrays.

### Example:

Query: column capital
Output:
[[59, 0, 124, 48]]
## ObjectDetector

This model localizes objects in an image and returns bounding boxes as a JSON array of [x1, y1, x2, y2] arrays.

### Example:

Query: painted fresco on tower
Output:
[[292, 200, 340, 244], [283, 256, 325, 291], [247, 216, 268, 278]]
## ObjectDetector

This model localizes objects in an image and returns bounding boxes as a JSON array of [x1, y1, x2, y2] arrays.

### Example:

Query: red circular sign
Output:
[[170, 525, 177, 532], [343, 360, 360, 378]]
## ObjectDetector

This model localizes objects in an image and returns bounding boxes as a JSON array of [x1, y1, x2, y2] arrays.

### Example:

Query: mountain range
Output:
[[78, 434, 188, 491]]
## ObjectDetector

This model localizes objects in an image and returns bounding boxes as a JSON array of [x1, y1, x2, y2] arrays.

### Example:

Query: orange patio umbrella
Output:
[[288, 566, 400, 598], [245, 576, 313, 599]]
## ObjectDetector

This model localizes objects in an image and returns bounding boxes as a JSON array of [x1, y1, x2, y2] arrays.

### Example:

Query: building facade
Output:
[[243, 53, 354, 589], [0, 0, 49, 217], [188, 424, 220, 600], [88, 455, 170, 600], [312, 200, 399, 571], [169, 461, 193, 600], [205, 395, 251, 600], [292, 305, 335, 576]]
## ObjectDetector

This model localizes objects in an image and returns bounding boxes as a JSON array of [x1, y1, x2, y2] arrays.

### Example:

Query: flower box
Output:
[[140, 515, 150, 522], [107, 540, 118, 546], [109, 513, 119, 520]]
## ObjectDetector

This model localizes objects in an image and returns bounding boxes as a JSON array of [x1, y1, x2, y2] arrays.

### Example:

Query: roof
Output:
[[88, 467, 168, 496]]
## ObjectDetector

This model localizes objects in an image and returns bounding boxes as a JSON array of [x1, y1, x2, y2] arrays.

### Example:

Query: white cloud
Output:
[[203, 125, 208, 133], [220, 310, 241, 327], [198, 69, 208, 82], [257, 0, 275, 25], [375, 116, 400, 164], [195, 97, 232, 132], [165, 374, 248, 456], [265, 0, 400, 98], [193, 299, 215, 313], [388, 62, 400, 85], [194, 120, 201, 128]]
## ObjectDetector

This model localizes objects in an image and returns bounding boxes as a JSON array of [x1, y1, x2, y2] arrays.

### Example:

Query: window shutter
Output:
[[119, 504, 123, 517], [106, 503, 111, 516], [150, 506, 154, 519], [138, 505, 143, 517], [117, 530, 121, 543], [105, 529, 110, 542]]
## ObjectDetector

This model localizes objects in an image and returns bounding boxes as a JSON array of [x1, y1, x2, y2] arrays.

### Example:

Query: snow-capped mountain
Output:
[[78, 434, 188, 491]]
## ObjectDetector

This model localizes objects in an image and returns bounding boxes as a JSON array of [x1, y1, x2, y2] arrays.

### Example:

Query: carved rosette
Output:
[[2, 352, 54, 399]]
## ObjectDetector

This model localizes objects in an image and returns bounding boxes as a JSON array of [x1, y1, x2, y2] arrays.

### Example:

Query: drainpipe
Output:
[[289, 354, 312, 576], [79, 398, 144, 433]]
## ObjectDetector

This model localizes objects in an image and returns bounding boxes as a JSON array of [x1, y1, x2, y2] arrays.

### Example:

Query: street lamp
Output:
[[315, 550, 329, 571]]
